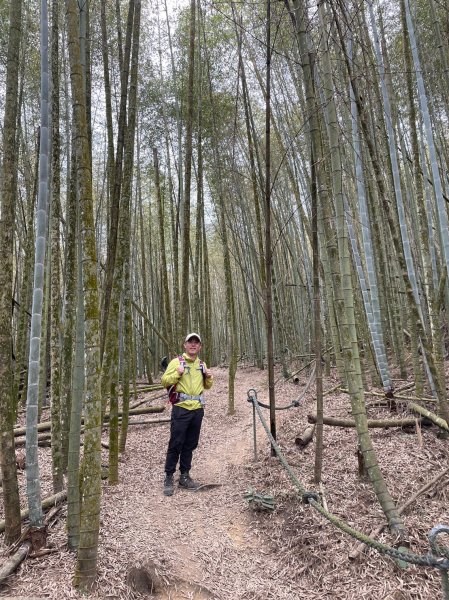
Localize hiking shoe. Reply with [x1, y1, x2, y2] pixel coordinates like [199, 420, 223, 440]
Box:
[163, 474, 174, 496]
[179, 472, 200, 490]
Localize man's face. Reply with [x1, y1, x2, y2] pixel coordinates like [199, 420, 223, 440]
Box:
[184, 338, 201, 355]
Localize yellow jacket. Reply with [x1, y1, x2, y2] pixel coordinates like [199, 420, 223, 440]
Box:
[162, 353, 213, 410]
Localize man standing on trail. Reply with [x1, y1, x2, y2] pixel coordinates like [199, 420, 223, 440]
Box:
[162, 333, 213, 496]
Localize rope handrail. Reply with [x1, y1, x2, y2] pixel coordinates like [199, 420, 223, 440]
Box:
[247, 389, 449, 580]
[252, 364, 316, 411]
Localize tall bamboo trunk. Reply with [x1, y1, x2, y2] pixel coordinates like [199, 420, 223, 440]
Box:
[179, 0, 196, 337]
[103, 0, 140, 484]
[0, 0, 23, 546]
[50, 0, 63, 493]
[25, 0, 51, 529]
[100, 0, 135, 361]
[66, 0, 103, 589]
[292, 0, 405, 534]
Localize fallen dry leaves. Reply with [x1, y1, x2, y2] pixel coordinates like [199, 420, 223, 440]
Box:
[1, 363, 448, 599]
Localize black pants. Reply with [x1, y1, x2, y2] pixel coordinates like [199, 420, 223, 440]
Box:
[164, 405, 204, 475]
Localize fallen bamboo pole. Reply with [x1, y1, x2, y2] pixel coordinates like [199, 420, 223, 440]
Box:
[130, 392, 166, 409]
[408, 402, 449, 432]
[120, 418, 171, 426]
[0, 542, 31, 583]
[17, 384, 165, 415]
[14, 415, 170, 447]
[307, 414, 419, 428]
[14, 432, 52, 446]
[131, 385, 164, 394]
[339, 387, 436, 404]
[13, 405, 165, 437]
[0, 490, 67, 534]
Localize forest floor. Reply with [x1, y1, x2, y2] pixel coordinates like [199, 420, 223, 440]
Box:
[1, 363, 449, 599]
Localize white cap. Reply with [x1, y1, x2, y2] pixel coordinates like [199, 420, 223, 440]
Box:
[185, 332, 202, 343]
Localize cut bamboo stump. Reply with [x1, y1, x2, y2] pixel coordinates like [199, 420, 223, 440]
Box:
[295, 425, 315, 448]
[0, 502, 65, 584]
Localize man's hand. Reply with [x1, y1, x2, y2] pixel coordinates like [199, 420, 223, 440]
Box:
[205, 368, 213, 379]
[177, 364, 185, 375]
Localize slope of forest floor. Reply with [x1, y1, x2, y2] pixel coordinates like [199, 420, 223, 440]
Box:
[1, 364, 449, 599]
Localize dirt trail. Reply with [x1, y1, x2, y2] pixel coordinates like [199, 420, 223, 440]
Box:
[1, 366, 299, 599]
[129, 365, 286, 599]
[1, 365, 448, 599]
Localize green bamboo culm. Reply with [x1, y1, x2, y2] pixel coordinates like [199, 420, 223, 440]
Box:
[107, 0, 141, 485]
[25, 0, 51, 531]
[0, 0, 24, 546]
[403, 0, 449, 425]
[66, 196, 84, 552]
[50, 0, 63, 494]
[65, 0, 103, 590]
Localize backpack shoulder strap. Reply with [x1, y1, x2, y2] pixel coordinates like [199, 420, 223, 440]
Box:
[199, 359, 206, 380]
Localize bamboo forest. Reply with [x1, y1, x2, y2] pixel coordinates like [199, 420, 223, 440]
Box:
[2, 0, 449, 598]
